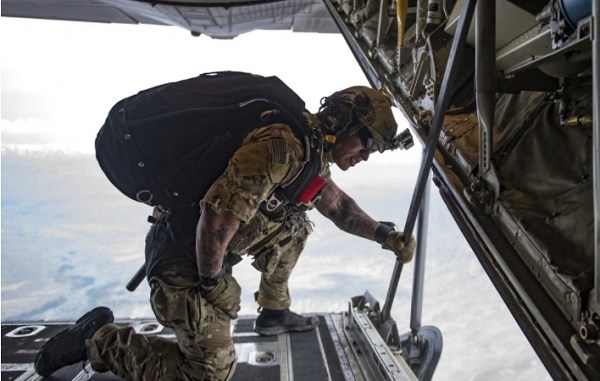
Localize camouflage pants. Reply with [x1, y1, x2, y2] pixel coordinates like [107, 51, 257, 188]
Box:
[86, 211, 310, 380]
[237, 211, 311, 310]
[86, 283, 236, 381]
[86, 220, 236, 381]
[87, 278, 236, 381]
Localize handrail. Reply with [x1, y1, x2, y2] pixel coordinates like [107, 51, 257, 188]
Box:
[593, 0, 599, 304]
[410, 171, 431, 333]
[381, 0, 478, 322]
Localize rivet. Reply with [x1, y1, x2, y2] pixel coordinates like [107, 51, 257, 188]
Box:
[124, 133, 132, 140]
[138, 161, 145, 168]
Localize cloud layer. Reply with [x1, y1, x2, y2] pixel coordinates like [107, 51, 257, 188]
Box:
[1, 149, 550, 381]
[1, 17, 550, 381]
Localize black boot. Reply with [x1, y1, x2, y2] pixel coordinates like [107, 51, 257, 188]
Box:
[254, 308, 318, 336]
[34, 306, 114, 377]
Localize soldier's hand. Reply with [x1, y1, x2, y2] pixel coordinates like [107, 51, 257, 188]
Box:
[201, 273, 241, 319]
[382, 230, 416, 263]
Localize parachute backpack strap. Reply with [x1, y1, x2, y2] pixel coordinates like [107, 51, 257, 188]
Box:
[274, 144, 324, 210]
[258, 141, 324, 219]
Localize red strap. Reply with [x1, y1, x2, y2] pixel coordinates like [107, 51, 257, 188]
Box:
[297, 176, 326, 204]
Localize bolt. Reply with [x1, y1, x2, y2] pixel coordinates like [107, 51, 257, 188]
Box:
[580, 324, 599, 340]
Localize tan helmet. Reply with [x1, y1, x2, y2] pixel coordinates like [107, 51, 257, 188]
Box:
[318, 86, 398, 152]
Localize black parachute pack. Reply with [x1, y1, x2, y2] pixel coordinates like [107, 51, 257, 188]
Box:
[95, 71, 322, 212]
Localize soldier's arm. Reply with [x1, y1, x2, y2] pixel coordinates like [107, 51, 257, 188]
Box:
[316, 178, 380, 240]
[196, 206, 240, 279]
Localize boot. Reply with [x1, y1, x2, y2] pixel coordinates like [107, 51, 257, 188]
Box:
[254, 308, 318, 336]
[34, 306, 114, 377]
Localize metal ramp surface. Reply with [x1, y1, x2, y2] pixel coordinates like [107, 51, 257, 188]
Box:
[2, 315, 347, 381]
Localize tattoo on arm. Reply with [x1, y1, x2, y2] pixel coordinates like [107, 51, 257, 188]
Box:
[196, 207, 241, 278]
[317, 180, 379, 239]
[332, 197, 361, 231]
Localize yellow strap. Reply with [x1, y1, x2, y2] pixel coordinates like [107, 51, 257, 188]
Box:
[324, 134, 337, 144]
[397, 0, 408, 47]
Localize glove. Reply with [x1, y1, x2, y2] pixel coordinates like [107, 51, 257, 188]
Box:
[200, 273, 241, 319]
[383, 230, 416, 263]
[374, 222, 416, 263]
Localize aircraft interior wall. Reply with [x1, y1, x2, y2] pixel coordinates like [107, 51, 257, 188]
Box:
[325, 0, 598, 378]
[441, 84, 594, 322]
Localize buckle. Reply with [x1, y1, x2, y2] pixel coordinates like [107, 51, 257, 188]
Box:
[259, 193, 286, 220]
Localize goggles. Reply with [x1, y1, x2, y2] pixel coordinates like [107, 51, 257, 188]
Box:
[358, 127, 377, 152]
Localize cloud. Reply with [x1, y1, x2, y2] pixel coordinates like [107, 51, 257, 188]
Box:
[1, 119, 96, 154]
[0, 18, 550, 381]
[1, 149, 550, 380]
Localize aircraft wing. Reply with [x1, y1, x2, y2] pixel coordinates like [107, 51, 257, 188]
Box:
[0, 0, 338, 39]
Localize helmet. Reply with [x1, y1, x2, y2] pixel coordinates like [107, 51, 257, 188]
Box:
[318, 86, 398, 152]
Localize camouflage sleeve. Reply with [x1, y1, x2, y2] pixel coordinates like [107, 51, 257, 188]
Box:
[201, 124, 305, 223]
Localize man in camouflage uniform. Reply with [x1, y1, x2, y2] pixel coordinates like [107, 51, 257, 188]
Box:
[34, 80, 416, 381]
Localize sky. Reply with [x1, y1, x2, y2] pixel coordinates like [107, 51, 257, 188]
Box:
[1, 16, 551, 381]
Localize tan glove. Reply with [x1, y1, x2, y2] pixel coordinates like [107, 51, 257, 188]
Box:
[201, 273, 241, 319]
[374, 222, 416, 263]
[382, 231, 416, 263]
